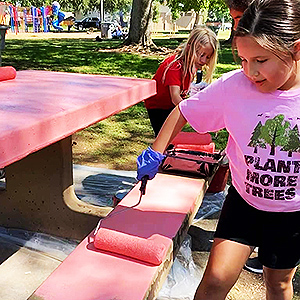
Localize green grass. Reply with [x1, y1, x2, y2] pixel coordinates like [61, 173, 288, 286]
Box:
[2, 37, 238, 170]
[3, 39, 159, 78]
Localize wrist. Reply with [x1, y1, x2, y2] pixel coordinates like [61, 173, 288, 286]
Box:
[148, 146, 165, 161]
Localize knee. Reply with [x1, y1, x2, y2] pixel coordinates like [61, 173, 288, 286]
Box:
[198, 269, 234, 297]
[264, 273, 293, 295]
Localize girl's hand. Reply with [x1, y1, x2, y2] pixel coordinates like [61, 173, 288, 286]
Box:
[136, 147, 165, 181]
[137, 106, 187, 181]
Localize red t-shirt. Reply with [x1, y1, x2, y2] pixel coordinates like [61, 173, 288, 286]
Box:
[145, 55, 192, 110]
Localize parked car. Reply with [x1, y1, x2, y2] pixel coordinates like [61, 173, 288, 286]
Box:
[75, 17, 100, 30]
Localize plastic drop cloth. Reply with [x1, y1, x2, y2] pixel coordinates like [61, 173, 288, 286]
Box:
[193, 190, 227, 222]
[0, 227, 78, 261]
[73, 165, 137, 207]
[157, 235, 203, 300]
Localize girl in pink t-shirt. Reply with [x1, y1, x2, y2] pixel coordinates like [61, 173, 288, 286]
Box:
[145, 27, 218, 136]
[137, 0, 300, 299]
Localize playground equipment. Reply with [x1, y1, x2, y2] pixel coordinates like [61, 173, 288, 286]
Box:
[51, 1, 65, 31]
[0, 1, 69, 33]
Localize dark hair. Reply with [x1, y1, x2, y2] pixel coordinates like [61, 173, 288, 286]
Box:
[225, 0, 253, 12]
[235, 0, 300, 59]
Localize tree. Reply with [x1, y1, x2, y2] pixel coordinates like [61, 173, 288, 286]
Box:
[248, 121, 266, 153]
[166, 0, 210, 27]
[87, 0, 131, 19]
[59, 0, 90, 13]
[16, 0, 51, 8]
[280, 125, 300, 157]
[124, 0, 154, 46]
[207, 0, 229, 21]
[260, 115, 291, 156]
[124, 0, 229, 47]
[166, 0, 228, 27]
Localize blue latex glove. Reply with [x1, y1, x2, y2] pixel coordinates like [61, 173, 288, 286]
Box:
[136, 147, 165, 180]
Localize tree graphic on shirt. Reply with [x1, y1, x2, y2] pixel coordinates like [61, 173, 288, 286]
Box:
[248, 114, 300, 156]
[248, 121, 266, 153]
[280, 124, 300, 157]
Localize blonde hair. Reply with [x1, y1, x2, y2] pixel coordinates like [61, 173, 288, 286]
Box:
[163, 27, 218, 87]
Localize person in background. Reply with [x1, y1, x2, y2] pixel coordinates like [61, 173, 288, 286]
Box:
[145, 27, 218, 136]
[226, 0, 252, 30]
[225, 0, 263, 275]
[137, 0, 300, 298]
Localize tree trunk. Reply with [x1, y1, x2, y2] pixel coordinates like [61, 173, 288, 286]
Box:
[124, 0, 154, 47]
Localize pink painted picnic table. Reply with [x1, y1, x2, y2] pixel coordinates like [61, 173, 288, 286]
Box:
[0, 70, 155, 169]
[0, 70, 156, 240]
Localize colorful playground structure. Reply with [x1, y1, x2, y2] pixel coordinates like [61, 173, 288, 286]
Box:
[0, 1, 71, 33]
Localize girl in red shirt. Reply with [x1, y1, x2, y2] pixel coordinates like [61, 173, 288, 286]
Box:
[145, 27, 218, 136]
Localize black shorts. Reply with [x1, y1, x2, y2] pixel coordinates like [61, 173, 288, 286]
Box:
[147, 108, 173, 137]
[215, 186, 300, 269]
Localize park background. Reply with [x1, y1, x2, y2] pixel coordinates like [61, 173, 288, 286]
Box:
[1, 0, 300, 298]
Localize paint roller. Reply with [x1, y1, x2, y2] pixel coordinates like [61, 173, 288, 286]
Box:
[94, 176, 168, 265]
[94, 228, 167, 265]
[0, 66, 16, 82]
[175, 143, 215, 153]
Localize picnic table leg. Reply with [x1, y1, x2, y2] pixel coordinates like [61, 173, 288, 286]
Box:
[0, 136, 113, 240]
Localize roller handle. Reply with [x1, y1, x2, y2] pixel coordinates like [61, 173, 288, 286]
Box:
[139, 175, 149, 195]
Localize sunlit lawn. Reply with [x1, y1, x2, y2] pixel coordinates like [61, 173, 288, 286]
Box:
[2, 35, 239, 170]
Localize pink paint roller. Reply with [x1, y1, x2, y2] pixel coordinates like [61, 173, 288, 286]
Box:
[171, 132, 212, 146]
[0, 66, 16, 82]
[175, 143, 215, 153]
[94, 227, 167, 266]
[94, 177, 168, 266]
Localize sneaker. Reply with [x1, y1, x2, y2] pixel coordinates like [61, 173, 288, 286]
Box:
[244, 257, 263, 274]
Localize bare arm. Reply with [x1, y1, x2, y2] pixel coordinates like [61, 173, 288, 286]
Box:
[152, 106, 187, 153]
[169, 85, 183, 106]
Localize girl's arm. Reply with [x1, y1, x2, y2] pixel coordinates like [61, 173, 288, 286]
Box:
[136, 106, 186, 181]
[152, 106, 187, 153]
[169, 85, 183, 106]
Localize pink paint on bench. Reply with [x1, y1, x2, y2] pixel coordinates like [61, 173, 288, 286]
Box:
[32, 173, 205, 300]
[0, 70, 156, 168]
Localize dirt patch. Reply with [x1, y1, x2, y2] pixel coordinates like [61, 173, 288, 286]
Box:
[96, 44, 174, 57]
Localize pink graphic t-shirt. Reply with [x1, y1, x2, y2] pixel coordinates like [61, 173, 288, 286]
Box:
[179, 69, 300, 212]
